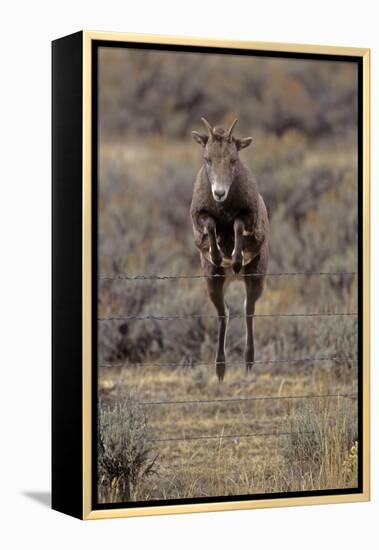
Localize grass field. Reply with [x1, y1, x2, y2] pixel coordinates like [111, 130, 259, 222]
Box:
[98, 356, 358, 502]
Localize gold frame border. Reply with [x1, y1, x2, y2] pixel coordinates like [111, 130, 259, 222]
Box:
[82, 31, 370, 520]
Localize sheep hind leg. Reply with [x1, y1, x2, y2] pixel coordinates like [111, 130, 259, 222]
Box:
[244, 296, 255, 372]
[206, 275, 229, 382]
[244, 274, 265, 372]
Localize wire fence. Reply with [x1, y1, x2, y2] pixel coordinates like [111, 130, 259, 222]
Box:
[98, 268, 359, 449]
[140, 392, 357, 407]
[159, 457, 311, 469]
[151, 430, 316, 443]
[98, 311, 357, 321]
[146, 392, 357, 443]
[98, 354, 340, 368]
[99, 270, 357, 281]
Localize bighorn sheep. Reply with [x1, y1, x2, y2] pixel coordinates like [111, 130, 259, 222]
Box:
[190, 118, 269, 381]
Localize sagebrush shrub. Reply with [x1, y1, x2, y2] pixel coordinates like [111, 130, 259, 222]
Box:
[98, 396, 157, 502]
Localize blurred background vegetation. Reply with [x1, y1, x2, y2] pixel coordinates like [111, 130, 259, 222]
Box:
[97, 46, 359, 502]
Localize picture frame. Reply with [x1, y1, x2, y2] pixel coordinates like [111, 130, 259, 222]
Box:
[52, 30, 370, 520]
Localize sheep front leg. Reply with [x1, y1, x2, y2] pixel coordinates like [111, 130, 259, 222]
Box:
[232, 218, 244, 274]
[200, 215, 222, 267]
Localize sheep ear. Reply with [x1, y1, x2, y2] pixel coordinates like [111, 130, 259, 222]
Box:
[235, 137, 253, 150]
[192, 131, 208, 147]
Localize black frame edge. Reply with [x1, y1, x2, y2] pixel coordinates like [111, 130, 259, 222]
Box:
[52, 30, 84, 520]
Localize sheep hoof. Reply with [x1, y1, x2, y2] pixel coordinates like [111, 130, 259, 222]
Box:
[245, 361, 254, 372]
[245, 349, 254, 372]
[232, 255, 243, 274]
[211, 252, 223, 267]
[216, 360, 226, 382]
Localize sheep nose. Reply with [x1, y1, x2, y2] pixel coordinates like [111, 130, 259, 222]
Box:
[215, 190, 225, 200]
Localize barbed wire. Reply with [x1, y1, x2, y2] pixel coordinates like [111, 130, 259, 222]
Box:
[99, 271, 357, 281]
[98, 311, 357, 321]
[98, 267, 358, 451]
[140, 392, 356, 407]
[151, 430, 315, 443]
[159, 457, 318, 469]
[98, 354, 339, 369]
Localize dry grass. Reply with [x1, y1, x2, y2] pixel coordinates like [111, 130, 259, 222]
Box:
[98, 358, 358, 502]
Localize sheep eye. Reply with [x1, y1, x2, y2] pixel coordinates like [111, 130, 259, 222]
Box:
[230, 158, 237, 165]
[205, 157, 211, 165]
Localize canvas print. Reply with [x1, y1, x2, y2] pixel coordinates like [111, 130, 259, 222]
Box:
[96, 45, 359, 505]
